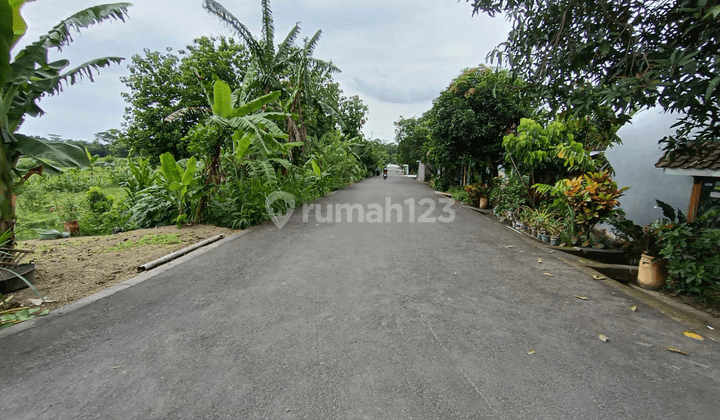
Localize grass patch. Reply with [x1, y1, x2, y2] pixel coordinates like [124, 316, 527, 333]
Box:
[104, 234, 182, 252]
[15, 168, 128, 241]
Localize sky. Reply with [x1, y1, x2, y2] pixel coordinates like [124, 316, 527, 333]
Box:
[15, 0, 510, 143]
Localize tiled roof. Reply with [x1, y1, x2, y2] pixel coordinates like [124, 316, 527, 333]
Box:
[655, 142, 720, 171]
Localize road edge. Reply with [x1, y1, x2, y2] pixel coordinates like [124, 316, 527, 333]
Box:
[0, 228, 251, 339]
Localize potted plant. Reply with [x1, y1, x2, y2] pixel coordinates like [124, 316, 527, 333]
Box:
[547, 219, 563, 246]
[465, 183, 490, 209]
[55, 197, 81, 237]
[610, 214, 667, 290]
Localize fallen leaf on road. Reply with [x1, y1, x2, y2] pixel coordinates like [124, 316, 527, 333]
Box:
[504, 246, 515, 249]
[599, 334, 609, 342]
[667, 347, 689, 356]
[549, 250, 554, 254]
[684, 331, 705, 341]
[113, 366, 122, 369]
[538, 258, 543, 263]
[543, 272, 554, 277]
[453, 272, 457, 275]
[526, 350, 536, 355]
[575, 295, 589, 300]
[630, 305, 638, 312]
[578, 259, 586, 263]
[592, 275, 605, 280]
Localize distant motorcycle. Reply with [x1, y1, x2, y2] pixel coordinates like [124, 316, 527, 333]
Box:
[383, 172, 387, 179]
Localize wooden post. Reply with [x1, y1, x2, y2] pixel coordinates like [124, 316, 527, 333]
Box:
[687, 177, 703, 222]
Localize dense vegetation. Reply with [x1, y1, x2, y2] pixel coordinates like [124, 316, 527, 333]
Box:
[1, 0, 394, 244]
[392, 3, 720, 299]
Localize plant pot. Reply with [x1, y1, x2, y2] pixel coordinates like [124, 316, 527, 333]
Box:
[550, 235, 561, 246]
[541, 234, 550, 243]
[0, 263, 36, 294]
[64, 220, 80, 237]
[637, 253, 667, 290]
[479, 197, 489, 209]
[530, 228, 537, 237]
[514, 222, 523, 230]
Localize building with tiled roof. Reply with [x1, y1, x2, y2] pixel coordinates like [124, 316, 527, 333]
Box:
[655, 142, 720, 221]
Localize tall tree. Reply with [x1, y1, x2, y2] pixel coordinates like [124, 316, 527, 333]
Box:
[394, 116, 429, 172]
[338, 94, 368, 140]
[0, 1, 130, 241]
[426, 66, 531, 185]
[466, 0, 720, 152]
[120, 36, 250, 160]
[202, 0, 300, 96]
[120, 49, 187, 160]
[285, 33, 341, 147]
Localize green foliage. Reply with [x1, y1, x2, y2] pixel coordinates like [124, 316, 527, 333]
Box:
[45, 168, 95, 193]
[53, 196, 81, 222]
[1, 306, 49, 330]
[466, 0, 720, 152]
[491, 173, 531, 216]
[128, 185, 175, 229]
[120, 36, 251, 160]
[394, 115, 428, 172]
[425, 65, 531, 184]
[535, 170, 627, 235]
[337, 94, 368, 139]
[608, 201, 680, 258]
[121, 156, 157, 201]
[464, 183, 488, 206]
[206, 177, 278, 229]
[86, 186, 113, 214]
[157, 152, 205, 227]
[0, 2, 130, 243]
[659, 206, 720, 294]
[447, 186, 469, 204]
[80, 186, 130, 236]
[503, 117, 603, 186]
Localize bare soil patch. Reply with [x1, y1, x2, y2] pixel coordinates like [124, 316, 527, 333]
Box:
[7, 224, 236, 312]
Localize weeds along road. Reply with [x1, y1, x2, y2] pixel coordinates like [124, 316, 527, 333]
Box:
[2, 170, 720, 419]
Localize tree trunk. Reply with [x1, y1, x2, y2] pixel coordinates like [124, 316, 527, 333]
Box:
[194, 140, 223, 224]
[0, 142, 17, 247]
[485, 155, 499, 179]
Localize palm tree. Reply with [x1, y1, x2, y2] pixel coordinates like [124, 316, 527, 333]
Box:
[0, 1, 131, 243]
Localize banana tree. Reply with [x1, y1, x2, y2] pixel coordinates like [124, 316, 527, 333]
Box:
[0, 1, 131, 242]
[285, 31, 340, 148]
[202, 0, 300, 96]
[157, 152, 204, 228]
[166, 75, 297, 221]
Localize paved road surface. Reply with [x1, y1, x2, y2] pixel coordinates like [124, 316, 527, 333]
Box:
[2, 171, 719, 419]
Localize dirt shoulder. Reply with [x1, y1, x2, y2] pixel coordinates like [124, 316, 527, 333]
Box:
[7, 224, 237, 312]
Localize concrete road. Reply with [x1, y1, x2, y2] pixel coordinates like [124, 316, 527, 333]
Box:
[2, 172, 719, 419]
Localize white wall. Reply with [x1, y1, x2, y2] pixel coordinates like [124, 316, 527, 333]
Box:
[605, 108, 692, 226]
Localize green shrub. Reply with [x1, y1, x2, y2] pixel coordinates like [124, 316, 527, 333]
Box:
[492, 173, 531, 216]
[659, 206, 720, 295]
[447, 187, 469, 203]
[45, 169, 96, 193]
[128, 185, 175, 229]
[80, 187, 131, 235]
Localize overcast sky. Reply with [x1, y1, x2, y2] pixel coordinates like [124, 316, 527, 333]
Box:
[15, 0, 510, 143]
